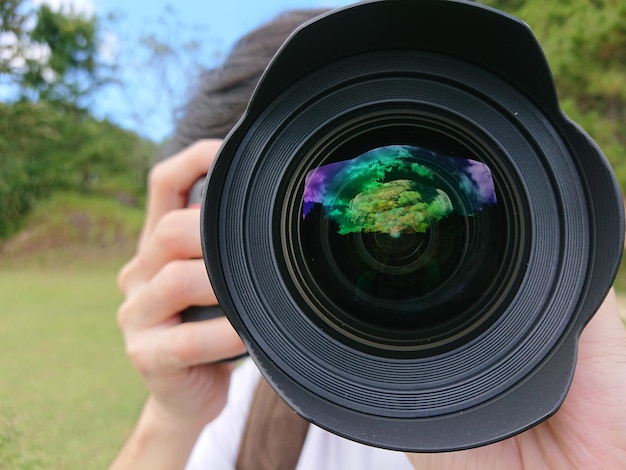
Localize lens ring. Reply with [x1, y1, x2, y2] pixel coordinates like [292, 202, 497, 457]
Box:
[206, 51, 589, 423]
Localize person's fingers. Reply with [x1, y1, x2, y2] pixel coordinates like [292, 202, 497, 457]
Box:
[161, 317, 246, 370]
[119, 209, 203, 296]
[570, 290, 626, 410]
[118, 259, 217, 330]
[578, 289, 626, 360]
[141, 139, 222, 245]
[127, 316, 246, 376]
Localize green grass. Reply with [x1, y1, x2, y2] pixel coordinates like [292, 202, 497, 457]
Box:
[0, 189, 624, 469]
[0, 191, 148, 468]
[0, 262, 146, 469]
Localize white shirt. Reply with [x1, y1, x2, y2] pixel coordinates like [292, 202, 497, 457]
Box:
[186, 358, 414, 470]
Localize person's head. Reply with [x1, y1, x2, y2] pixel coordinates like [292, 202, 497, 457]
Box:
[165, 9, 329, 156]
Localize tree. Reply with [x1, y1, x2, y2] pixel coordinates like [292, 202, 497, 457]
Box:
[0, 98, 153, 239]
[25, 4, 99, 105]
[480, 0, 626, 188]
[0, 0, 30, 74]
[0, 1, 153, 239]
[1, 0, 108, 107]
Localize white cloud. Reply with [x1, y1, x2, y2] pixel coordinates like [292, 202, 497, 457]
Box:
[32, 0, 96, 17]
[99, 31, 120, 65]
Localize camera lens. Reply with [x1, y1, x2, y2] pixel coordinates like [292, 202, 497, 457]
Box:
[202, 0, 623, 451]
[296, 142, 509, 354]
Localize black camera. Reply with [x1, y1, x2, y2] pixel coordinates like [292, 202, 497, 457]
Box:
[200, 0, 624, 452]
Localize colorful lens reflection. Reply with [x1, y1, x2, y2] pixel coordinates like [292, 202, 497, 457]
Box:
[303, 145, 497, 235]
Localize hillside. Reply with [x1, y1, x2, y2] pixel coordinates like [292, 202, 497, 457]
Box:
[0, 192, 143, 269]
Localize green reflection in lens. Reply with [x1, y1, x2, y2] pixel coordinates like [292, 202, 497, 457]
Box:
[345, 179, 452, 237]
[303, 145, 496, 235]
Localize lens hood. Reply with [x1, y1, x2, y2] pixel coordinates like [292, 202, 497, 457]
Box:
[201, 0, 624, 452]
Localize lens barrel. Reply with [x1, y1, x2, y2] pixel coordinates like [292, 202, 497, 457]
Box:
[201, 0, 624, 451]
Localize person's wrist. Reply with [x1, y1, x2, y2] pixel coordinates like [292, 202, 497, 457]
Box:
[128, 395, 209, 468]
[142, 394, 212, 436]
[109, 394, 211, 469]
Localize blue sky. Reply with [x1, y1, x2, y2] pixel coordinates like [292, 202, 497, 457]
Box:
[96, 0, 357, 54]
[34, 0, 358, 141]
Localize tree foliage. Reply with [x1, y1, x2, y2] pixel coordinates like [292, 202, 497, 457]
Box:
[1, 0, 625, 242]
[1, 0, 106, 106]
[480, 0, 626, 187]
[26, 5, 99, 104]
[0, 0, 153, 239]
[0, 0, 30, 75]
[0, 100, 153, 238]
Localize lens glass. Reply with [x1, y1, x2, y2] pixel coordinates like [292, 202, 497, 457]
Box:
[298, 144, 507, 351]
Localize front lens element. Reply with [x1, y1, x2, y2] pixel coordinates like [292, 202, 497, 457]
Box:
[298, 144, 507, 351]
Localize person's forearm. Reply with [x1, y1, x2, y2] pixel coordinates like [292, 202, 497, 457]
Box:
[109, 395, 208, 470]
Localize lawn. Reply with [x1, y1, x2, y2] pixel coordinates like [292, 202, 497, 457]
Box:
[0, 187, 624, 469]
[0, 263, 146, 470]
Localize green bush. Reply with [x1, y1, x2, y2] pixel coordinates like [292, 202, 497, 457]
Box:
[480, 0, 626, 189]
[0, 101, 154, 239]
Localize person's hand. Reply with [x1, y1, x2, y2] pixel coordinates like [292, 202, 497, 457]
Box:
[407, 289, 626, 469]
[111, 140, 246, 469]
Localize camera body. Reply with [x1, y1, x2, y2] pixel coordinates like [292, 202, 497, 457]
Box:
[200, 0, 624, 451]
